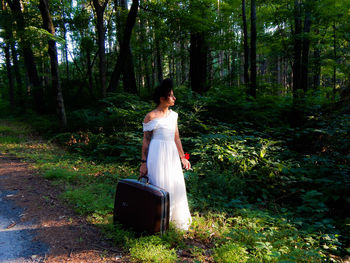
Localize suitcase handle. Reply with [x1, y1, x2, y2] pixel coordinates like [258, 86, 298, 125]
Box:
[138, 175, 149, 184]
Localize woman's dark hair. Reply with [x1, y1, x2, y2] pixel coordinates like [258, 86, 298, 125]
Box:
[153, 78, 173, 105]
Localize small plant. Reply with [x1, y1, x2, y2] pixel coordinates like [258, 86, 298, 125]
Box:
[101, 222, 135, 248]
[128, 235, 177, 263]
[161, 222, 186, 249]
[213, 242, 249, 263]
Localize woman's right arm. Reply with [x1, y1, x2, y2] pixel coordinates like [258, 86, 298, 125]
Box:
[140, 131, 152, 176]
[140, 113, 153, 176]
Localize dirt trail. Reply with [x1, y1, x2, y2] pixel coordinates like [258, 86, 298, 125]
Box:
[0, 154, 125, 263]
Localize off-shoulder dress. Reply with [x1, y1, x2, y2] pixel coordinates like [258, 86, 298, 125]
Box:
[143, 110, 192, 230]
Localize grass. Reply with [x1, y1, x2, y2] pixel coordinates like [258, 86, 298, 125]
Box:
[0, 118, 339, 262]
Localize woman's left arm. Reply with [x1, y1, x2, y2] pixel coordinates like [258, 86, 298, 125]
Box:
[175, 124, 191, 170]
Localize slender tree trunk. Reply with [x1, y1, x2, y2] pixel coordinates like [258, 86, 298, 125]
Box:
[292, 0, 302, 99]
[62, 21, 69, 78]
[38, 0, 67, 129]
[86, 48, 94, 96]
[2, 1, 15, 106]
[277, 56, 281, 85]
[168, 54, 173, 80]
[208, 50, 213, 88]
[11, 41, 23, 106]
[180, 42, 186, 84]
[59, 1, 69, 77]
[333, 21, 337, 96]
[108, 0, 138, 93]
[139, 7, 151, 91]
[4, 43, 15, 106]
[301, 7, 311, 93]
[155, 33, 163, 83]
[313, 47, 321, 89]
[92, 0, 109, 97]
[6, 0, 44, 112]
[249, 0, 257, 98]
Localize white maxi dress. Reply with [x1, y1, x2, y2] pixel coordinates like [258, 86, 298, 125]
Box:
[143, 110, 192, 230]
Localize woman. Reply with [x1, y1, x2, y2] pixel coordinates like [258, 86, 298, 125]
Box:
[140, 79, 192, 230]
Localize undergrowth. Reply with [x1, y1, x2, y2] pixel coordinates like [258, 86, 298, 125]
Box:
[0, 87, 349, 262]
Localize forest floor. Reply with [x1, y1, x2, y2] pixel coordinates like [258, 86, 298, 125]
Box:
[0, 153, 126, 263]
[1, 117, 349, 263]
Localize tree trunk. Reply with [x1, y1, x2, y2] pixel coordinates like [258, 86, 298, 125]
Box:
[62, 17, 69, 78]
[38, 0, 67, 129]
[86, 48, 94, 96]
[333, 22, 337, 96]
[155, 34, 163, 83]
[6, 0, 44, 112]
[249, 0, 257, 98]
[118, 0, 137, 94]
[189, 32, 208, 94]
[123, 48, 137, 93]
[113, 0, 132, 92]
[180, 42, 186, 84]
[4, 43, 15, 106]
[92, 0, 109, 97]
[292, 0, 302, 99]
[277, 56, 281, 85]
[301, 7, 311, 93]
[11, 41, 23, 106]
[2, 1, 15, 106]
[313, 47, 321, 89]
[139, 6, 151, 91]
[108, 0, 138, 93]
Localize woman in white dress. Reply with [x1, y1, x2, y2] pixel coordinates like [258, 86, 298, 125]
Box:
[140, 79, 192, 230]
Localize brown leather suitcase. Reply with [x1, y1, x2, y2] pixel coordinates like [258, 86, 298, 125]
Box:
[113, 177, 170, 234]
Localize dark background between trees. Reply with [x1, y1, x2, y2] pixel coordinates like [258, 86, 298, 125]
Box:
[0, 0, 350, 261]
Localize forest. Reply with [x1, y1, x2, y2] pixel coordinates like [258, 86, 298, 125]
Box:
[0, 0, 350, 262]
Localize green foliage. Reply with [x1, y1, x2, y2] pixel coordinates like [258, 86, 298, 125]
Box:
[101, 222, 136, 248]
[0, 135, 24, 144]
[213, 242, 249, 263]
[128, 236, 177, 263]
[1, 84, 349, 260]
[160, 223, 187, 249]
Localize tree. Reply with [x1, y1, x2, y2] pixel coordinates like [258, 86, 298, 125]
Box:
[92, 0, 109, 97]
[189, 0, 209, 94]
[249, 0, 256, 98]
[114, 0, 137, 93]
[1, 1, 14, 106]
[38, 0, 67, 128]
[242, 0, 249, 86]
[108, 0, 138, 93]
[6, 0, 44, 112]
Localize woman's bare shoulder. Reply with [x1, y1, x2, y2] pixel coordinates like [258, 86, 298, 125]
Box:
[143, 110, 157, 123]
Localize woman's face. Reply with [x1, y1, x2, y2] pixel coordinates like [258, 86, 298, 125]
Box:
[167, 90, 176, 106]
[160, 90, 176, 106]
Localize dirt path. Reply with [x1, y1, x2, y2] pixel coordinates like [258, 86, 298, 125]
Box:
[0, 153, 125, 263]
